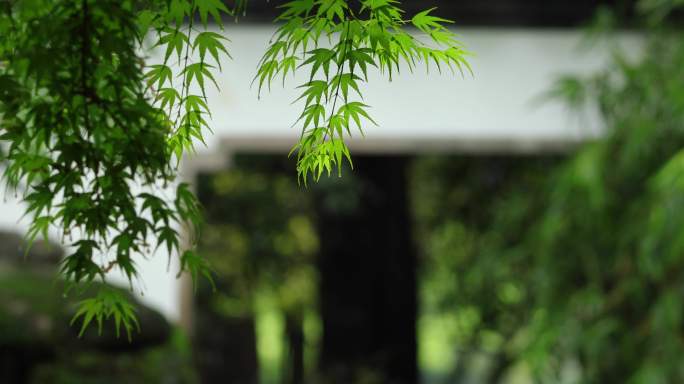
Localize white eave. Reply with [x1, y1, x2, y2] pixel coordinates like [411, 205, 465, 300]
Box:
[173, 26, 642, 157]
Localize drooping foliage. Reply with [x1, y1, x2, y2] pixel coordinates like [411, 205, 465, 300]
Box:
[0, 0, 467, 337]
[256, 0, 470, 182]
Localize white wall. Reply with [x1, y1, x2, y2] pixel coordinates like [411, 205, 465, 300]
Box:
[198, 26, 639, 152]
[0, 26, 640, 322]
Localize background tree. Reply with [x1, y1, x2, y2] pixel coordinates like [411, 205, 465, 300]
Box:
[515, 3, 684, 379]
[411, 1, 684, 382]
[195, 156, 318, 383]
[410, 156, 561, 383]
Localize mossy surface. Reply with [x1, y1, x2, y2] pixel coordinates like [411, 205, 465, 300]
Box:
[0, 266, 197, 383]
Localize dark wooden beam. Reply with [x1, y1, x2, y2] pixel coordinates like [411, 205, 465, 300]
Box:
[231, 0, 636, 27]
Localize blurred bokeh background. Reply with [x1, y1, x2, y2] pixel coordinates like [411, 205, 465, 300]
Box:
[3, 0, 684, 383]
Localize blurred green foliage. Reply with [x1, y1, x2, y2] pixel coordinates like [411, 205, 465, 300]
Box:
[413, 2, 684, 383]
[196, 156, 320, 383]
[198, 156, 318, 316]
[411, 157, 561, 383]
[29, 330, 198, 384]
